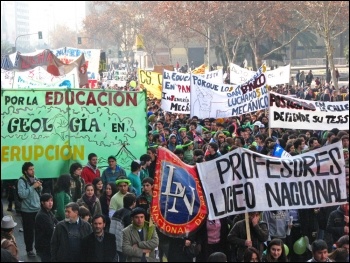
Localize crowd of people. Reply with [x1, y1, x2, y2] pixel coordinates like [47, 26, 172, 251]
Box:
[1, 64, 349, 262]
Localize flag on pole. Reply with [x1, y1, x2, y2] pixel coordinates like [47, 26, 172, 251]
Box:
[272, 143, 292, 158]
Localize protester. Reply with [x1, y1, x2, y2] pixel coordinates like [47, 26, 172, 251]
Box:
[81, 153, 100, 184]
[17, 162, 42, 257]
[1, 216, 19, 261]
[109, 177, 132, 217]
[110, 193, 136, 262]
[69, 162, 85, 202]
[81, 215, 117, 262]
[51, 202, 92, 262]
[307, 239, 332, 262]
[122, 207, 159, 262]
[101, 156, 126, 187]
[262, 238, 288, 262]
[243, 247, 262, 262]
[228, 211, 269, 262]
[92, 177, 104, 199]
[53, 174, 72, 221]
[77, 184, 102, 221]
[35, 193, 58, 262]
[99, 182, 118, 231]
[207, 251, 227, 262]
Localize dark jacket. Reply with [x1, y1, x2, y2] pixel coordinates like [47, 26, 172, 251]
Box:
[35, 207, 58, 252]
[228, 219, 269, 262]
[51, 218, 92, 262]
[81, 232, 117, 262]
[326, 206, 348, 242]
[110, 207, 133, 253]
[196, 217, 230, 262]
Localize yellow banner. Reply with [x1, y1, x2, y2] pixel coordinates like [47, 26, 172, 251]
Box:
[138, 69, 162, 99]
[192, 64, 206, 74]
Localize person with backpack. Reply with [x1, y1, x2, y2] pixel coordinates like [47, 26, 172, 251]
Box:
[109, 193, 136, 262]
[17, 162, 42, 257]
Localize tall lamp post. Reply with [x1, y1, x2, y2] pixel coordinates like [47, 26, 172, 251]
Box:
[14, 31, 42, 52]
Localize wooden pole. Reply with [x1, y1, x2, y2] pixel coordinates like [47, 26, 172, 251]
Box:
[245, 212, 251, 241]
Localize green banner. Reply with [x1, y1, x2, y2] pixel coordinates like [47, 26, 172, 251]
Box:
[1, 89, 148, 180]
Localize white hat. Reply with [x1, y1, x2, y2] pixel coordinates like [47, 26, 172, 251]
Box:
[253, 121, 262, 126]
[259, 124, 265, 128]
[1, 215, 17, 229]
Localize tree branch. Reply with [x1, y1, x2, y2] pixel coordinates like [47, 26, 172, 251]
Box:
[262, 22, 312, 59]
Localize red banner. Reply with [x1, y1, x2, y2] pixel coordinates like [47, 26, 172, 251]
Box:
[151, 147, 207, 237]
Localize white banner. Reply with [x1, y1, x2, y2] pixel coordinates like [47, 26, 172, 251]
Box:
[52, 47, 100, 80]
[269, 92, 349, 130]
[114, 69, 128, 87]
[1, 66, 79, 89]
[197, 141, 347, 220]
[160, 69, 226, 113]
[230, 63, 290, 86]
[190, 69, 269, 118]
[161, 69, 191, 113]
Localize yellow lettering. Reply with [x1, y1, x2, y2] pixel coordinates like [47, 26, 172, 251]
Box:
[1, 146, 9, 161]
[1, 145, 85, 162]
[34, 145, 44, 160]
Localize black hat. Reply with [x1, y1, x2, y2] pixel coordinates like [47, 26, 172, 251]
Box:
[130, 207, 147, 218]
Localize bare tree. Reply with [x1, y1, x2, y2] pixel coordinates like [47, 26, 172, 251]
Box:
[295, 1, 349, 91]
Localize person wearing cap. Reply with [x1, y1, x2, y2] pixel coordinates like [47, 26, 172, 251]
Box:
[35, 193, 58, 262]
[81, 214, 117, 262]
[183, 140, 194, 164]
[252, 121, 262, 136]
[177, 127, 187, 145]
[258, 124, 267, 136]
[51, 202, 92, 262]
[1, 215, 19, 261]
[167, 134, 178, 152]
[109, 176, 132, 218]
[122, 207, 159, 262]
[101, 156, 126, 189]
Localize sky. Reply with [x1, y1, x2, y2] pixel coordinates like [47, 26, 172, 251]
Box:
[28, 1, 86, 44]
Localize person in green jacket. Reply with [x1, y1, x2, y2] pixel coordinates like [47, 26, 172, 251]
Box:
[183, 140, 194, 164]
[53, 174, 72, 221]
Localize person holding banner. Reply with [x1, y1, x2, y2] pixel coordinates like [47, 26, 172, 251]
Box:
[227, 211, 269, 262]
[262, 210, 292, 244]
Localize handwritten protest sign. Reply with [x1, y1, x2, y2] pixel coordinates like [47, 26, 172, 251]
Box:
[197, 141, 347, 220]
[190, 69, 269, 118]
[1, 66, 79, 89]
[161, 69, 191, 113]
[230, 63, 290, 86]
[1, 89, 147, 179]
[138, 69, 162, 99]
[269, 92, 349, 130]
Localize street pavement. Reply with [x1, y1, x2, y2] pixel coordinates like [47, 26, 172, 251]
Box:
[2, 197, 40, 262]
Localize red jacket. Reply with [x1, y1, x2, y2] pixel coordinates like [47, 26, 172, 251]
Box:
[81, 165, 100, 184]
